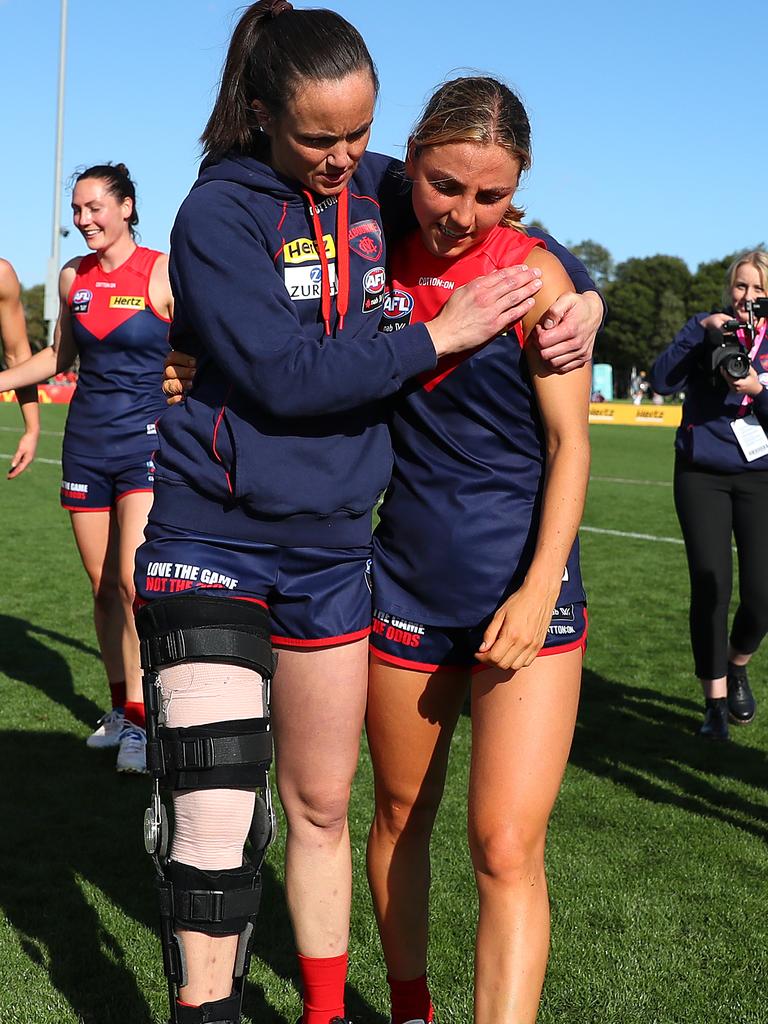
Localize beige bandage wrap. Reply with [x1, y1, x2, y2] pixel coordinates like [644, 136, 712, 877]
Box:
[159, 661, 266, 870]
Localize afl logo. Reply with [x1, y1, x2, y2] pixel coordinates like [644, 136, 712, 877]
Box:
[363, 267, 386, 295]
[362, 266, 387, 313]
[72, 288, 93, 314]
[383, 290, 414, 319]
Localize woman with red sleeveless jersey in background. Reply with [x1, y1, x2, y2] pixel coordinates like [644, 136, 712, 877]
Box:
[0, 163, 173, 773]
[366, 78, 591, 1024]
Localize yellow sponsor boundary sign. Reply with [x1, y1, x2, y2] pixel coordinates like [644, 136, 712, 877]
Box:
[589, 403, 682, 427]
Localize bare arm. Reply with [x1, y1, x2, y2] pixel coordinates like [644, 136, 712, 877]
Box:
[0, 260, 40, 477]
[476, 248, 591, 670]
[148, 252, 174, 321]
[0, 263, 79, 394]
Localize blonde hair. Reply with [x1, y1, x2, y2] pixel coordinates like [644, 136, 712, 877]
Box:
[409, 76, 531, 226]
[724, 249, 768, 307]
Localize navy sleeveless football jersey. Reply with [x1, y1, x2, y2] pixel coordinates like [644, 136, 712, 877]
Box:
[374, 225, 586, 626]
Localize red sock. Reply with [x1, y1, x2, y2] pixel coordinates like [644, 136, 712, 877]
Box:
[123, 700, 146, 729]
[297, 951, 348, 1024]
[388, 973, 434, 1024]
[109, 680, 126, 709]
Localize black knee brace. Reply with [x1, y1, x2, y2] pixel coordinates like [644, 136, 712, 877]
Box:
[135, 594, 276, 1024]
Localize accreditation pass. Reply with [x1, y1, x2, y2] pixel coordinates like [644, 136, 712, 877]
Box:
[731, 414, 768, 462]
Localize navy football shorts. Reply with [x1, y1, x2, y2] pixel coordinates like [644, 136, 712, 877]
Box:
[135, 520, 373, 649]
[60, 450, 155, 511]
[369, 601, 588, 673]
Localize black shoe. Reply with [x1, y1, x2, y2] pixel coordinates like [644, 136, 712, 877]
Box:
[727, 663, 756, 724]
[697, 698, 729, 741]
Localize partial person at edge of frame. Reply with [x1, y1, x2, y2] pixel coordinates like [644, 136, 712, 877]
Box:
[650, 249, 768, 741]
[0, 163, 173, 773]
[137, 4, 602, 1024]
[0, 258, 40, 478]
[365, 75, 590, 1024]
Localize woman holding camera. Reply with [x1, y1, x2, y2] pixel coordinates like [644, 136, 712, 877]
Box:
[650, 250, 768, 740]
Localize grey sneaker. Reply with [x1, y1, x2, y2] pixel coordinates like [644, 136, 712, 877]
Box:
[86, 707, 125, 749]
[116, 724, 148, 773]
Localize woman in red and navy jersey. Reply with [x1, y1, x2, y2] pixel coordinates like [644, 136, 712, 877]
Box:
[0, 163, 172, 772]
[365, 78, 591, 1024]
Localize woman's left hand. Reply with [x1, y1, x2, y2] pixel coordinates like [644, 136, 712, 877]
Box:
[7, 429, 38, 479]
[722, 365, 764, 397]
[475, 581, 560, 672]
[532, 290, 603, 373]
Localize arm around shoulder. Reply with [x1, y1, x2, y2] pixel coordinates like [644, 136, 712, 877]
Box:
[169, 189, 436, 417]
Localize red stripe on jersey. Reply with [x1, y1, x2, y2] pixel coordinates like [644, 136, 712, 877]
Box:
[387, 227, 545, 392]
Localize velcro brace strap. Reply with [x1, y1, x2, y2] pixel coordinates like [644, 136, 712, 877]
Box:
[149, 719, 272, 791]
[140, 627, 273, 678]
[162, 862, 262, 937]
[159, 885, 261, 926]
[135, 593, 274, 676]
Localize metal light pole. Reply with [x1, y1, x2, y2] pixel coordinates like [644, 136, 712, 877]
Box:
[44, 0, 69, 346]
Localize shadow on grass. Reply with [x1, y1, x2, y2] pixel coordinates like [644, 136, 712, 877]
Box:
[0, 613, 103, 729]
[571, 668, 768, 840]
[0, 729, 382, 1024]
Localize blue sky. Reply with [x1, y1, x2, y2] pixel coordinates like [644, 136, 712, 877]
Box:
[1, 0, 765, 288]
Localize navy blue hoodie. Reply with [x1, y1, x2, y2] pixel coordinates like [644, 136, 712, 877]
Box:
[152, 150, 438, 546]
[650, 313, 768, 472]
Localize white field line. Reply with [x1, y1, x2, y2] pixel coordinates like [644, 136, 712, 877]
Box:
[0, 457, 692, 547]
[590, 474, 672, 487]
[0, 425, 64, 437]
[580, 525, 683, 545]
[0, 452, 61, 465]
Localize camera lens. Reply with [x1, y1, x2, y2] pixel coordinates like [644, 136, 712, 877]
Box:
[723, 352, 751, 379]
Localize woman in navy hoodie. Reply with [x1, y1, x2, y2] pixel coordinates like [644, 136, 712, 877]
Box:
[650, 250, 768, 741]
[132, 4, 572, 1023]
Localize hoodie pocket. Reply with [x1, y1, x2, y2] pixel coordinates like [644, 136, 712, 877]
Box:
[211, 398, 237, 498]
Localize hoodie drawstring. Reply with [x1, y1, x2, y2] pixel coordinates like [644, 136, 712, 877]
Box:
[303, 188, 349, 336]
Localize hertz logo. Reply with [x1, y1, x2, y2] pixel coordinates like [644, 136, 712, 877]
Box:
[109, 295, 145, 309]
[283, 235, 336, 264]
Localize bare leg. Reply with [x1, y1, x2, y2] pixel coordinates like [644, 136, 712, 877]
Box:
[115, 490, 154, 704]
[69, 510, 124, 685]
[366, 660, 468, 979]
[271, 640, 369, 956]
[469, 648, 582, 1024]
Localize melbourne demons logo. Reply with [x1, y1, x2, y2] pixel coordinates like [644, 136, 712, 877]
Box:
[349, 219, 383, 262]
[380, 289, 414, 332]
[72, 288, 92, 314]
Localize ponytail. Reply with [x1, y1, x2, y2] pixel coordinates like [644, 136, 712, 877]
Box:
[201, 2, 378, 161]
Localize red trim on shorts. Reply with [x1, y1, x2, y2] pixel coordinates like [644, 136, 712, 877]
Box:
[133, 591, 268, 612]
[230, 594, 269, 610]
[536, 634, 587, 657]
[371, 608, 588, 674]
[272, 625, 371, 649]
[115, 487, 154, 502]
[63, 504, 112, 513]
[369, 646, 445, 673]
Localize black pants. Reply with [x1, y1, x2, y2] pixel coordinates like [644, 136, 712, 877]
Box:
[674, 458, 768, 679]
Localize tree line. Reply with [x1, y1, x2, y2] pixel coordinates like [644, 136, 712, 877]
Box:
[566, 238, 766, 394]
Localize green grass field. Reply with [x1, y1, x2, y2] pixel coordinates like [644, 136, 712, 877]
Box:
[1, 405, 767, 1024]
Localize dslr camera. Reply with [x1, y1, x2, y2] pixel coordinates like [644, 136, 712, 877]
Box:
[704, 298, 768, 383]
